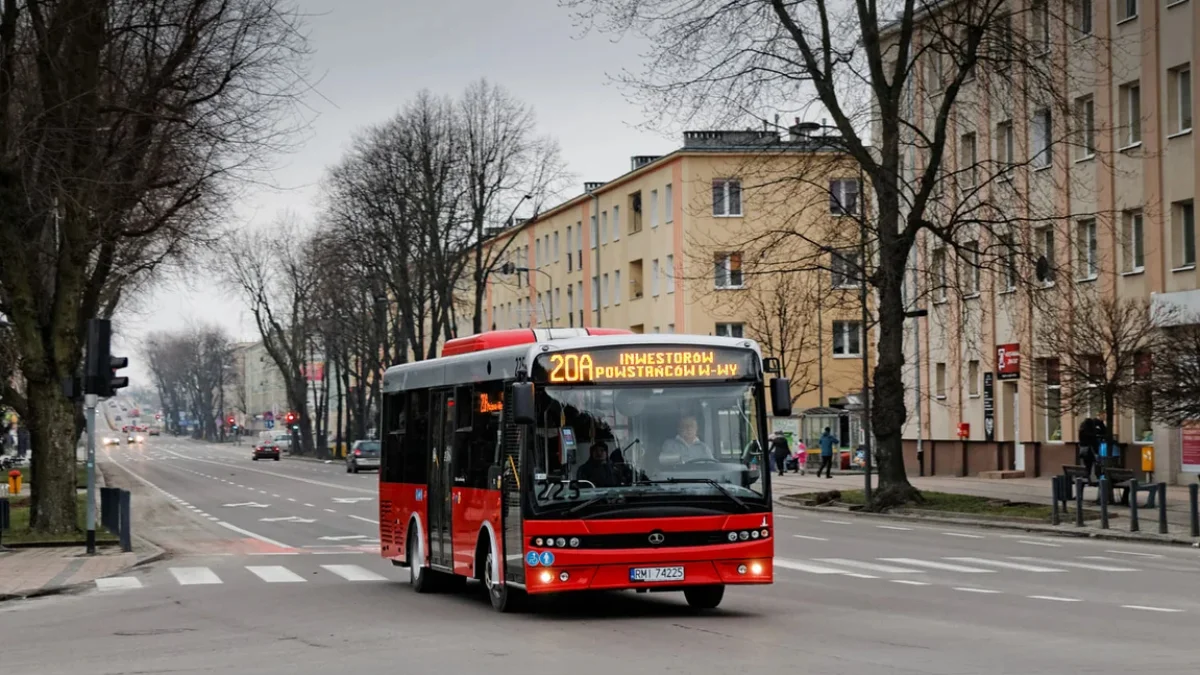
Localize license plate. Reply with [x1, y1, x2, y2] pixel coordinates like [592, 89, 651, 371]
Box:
[629, 566, 685, 582]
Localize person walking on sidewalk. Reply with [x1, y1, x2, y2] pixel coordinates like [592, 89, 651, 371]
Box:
[770, 432, 790, 477]
[817, 427, 837, 478]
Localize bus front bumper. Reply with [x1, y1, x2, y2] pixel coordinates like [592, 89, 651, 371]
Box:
[522, 558, 773, 594]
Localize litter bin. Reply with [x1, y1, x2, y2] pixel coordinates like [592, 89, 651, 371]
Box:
[7, 469, 21, 495]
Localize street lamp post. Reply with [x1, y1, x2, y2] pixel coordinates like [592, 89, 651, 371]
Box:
[511, 265, 555, 328]
[905, 308, 929, 475]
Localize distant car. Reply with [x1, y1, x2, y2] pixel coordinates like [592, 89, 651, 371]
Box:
[102, 436, 120, 446]
[253, 443, 281, 461]
[114, 416, 122, 421]
[346, 440, 381, 473]
[148, 428, 161, 436]
[127, 434, 145, 444]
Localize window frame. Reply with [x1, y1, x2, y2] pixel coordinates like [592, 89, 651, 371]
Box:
[713, 251, 745, 289]
[829, 178, 861, 216]
[712, 178, 743, 217]
[832, 320, 863, 358]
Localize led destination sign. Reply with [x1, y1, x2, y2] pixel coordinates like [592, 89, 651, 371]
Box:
[534, 347, 756, 384]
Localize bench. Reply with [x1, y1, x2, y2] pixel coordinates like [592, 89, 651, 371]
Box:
[1059, 465, 1156, 508]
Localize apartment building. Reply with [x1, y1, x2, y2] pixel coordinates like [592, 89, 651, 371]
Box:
[476, 128, 872, 435]
[891, 0, 1197, 483]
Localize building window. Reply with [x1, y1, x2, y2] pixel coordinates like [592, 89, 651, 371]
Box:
[996, 120, 1015, 170]
[994, 13, 1013, 70]
[1042, 358, 1063, 442]
[713, 179, 743, 216]
[566, 226, 573, 271]
[1118, 0, 1137, 21]
[1121, 209, 1145, 273]
[665, 183, 674, 222]
[1120, 82, 1141, 146]
[832, 249, 861, 289]
[1031, 0, 1050, 55]
[567, 288, 574, 327]
[1076, 219, 1098, 279]
[1075, 95, 1095, 158]
[601, 211, 608, 243]
[715, 323, 744, 338]
[591, 276, 599, 312]
[590, 215, 598, 249]
[602, 273, 610, 307]
[1031, 108, 1052, 168]
[924, 45, 942, 92]
[1174, 200, 1196, 268]
[968, 360, 980, 396]
[1036, 226, 1056, 284]
[666, 254, 675, 293]
[1172, 65, 1192, 133]
[932, 247, 948, 301]
[961, 241, 981, 295]
[667, 323, 675, 333]
[1073, 0, 1092, 36]
[612, 205, 621, 240]
[614, 270, 622, 305]
[714, 252, 744, 288]
[651, 258, 660, 296]
[832, 321, 862, 357]
[935, 363, 947, 398]
[959, 133, 977, 188]
[553, 231, 560, 263]
[576, 281, 583, 326]
[999, 234, 1017, 290]
[650, 189, 659, 227]
[830, 179, 860, 215]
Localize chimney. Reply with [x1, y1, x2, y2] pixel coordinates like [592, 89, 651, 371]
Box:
[584, 181, 604, 193]
[629, 156, 662, 171]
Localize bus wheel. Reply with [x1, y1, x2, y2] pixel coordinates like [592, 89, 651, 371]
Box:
[683, 585, 725, 610]
[484, 548, 523, 613]
[407, 531, 436, 593]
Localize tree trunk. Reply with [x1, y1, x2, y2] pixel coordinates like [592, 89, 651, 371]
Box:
[26, 378, 79, 534]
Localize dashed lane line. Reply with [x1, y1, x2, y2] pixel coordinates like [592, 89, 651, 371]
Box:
[942, 532, 984, 539]
[1017, 540, 1061, 547]
[954, 587, 1002, 594]
[348, 515, 379, 525]
[1105, 550, 1163, 558]
[1009, 557, 1140, 572]
[943, 557, 1064, 573]
[792, 535, 829, 541]
[821, 519, 852, 525]
[815, 558, 925, 574]
[876, 525, 912, 531]
[1029, 595, 1082, 602]
[1122, 605, 1184, 613]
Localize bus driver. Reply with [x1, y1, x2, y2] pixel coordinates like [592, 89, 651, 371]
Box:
[661, 415, 714, 462]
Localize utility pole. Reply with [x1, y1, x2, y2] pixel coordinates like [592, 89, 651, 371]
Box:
[858, 169, 873, 504]
[83, 319, 129, 555]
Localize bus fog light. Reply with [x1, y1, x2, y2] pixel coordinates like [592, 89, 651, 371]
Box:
[750, 562, 764, 575]
[559, 571, 570, 582]
[737, 564, 747, 574]
[535, 537, 544, 546]
[569, 537, 580, 548]
[751, 530, 760, 539]
[739, 531, 749, 541]
[540, 570, 553, 583]
[555, 537, 567, 547]
[761, 529, 769, 538]
[727, 532, 738, 542]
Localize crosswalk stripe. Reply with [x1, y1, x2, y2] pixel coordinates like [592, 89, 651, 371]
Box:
[246, 565, 306, 583]
[170, 567, 223, 585]
[943, 557, 1064, 573]
[774, 558, 851, 574]
[879, 558, 994, 573]
[814, 558, 924, 574]
[96, 577, 143, 591]
[1010, 557, 1139, 572]
[321, 564, 388, 582]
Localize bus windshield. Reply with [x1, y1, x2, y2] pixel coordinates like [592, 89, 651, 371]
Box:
[528, 383, 768, 515]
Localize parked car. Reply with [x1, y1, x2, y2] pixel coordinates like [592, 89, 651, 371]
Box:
[148, 427, 161, 436]
[346, 440, 381, 473]
[253, 443, 281, 461]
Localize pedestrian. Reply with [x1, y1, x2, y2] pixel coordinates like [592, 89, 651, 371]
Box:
[16, 426, 28, 459]
[770, 432, 790, 477]
[818, 427, 837, 479]
[793, 439, 807, 475]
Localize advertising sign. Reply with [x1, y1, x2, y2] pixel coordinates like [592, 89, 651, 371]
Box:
[1181, 422, 1200, 472]
[983, 372, 995, 442]
[997, 344, 1020, 381]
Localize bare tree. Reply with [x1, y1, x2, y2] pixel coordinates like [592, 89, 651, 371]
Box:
[0, 0, 310, 532]
[1150, 319, 1200, 427]
[563, 0, 1114, 507]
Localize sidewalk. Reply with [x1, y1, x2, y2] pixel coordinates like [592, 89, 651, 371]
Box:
[772, 471, 1199, 536]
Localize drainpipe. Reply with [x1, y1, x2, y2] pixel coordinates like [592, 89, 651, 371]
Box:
[593, 191, 602, 327]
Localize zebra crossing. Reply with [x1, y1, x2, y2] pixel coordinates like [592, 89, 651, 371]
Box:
[96, 562, 391, 592]
[773, 554, 1143, 579]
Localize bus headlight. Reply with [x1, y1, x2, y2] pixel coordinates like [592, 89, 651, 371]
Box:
[569, 537, 580, 548]
[540, 570, 553, 583]
[750, 562, 764, 575]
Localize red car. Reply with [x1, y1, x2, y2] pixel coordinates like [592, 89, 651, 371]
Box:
[252, 443, 280, 461]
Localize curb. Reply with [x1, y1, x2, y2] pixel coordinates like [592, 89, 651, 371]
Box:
[0, 537, 167, 603]
[774, 498, 1200, 548]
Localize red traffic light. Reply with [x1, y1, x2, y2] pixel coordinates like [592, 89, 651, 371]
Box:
[227, 416, 235, 425]
[285, 412, 297, 423]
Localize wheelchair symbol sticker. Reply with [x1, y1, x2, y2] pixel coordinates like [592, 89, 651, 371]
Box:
[526, 551, 540, 567]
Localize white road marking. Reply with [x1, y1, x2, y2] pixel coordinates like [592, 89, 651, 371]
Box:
[877, 525, 912, 531]
[773, 513, 799, 520]
[246, 566, 306, 583]
[321, 564, 387, 582]
[844, 573, 878, 579]
[170, 567, 223, 585]
[287, 498, 297, 502]
[217, 521, 291, 549]
[1017, 540, 1061, 547]
[319, 535, 367, 541]
[259, 516, 316, 523]
[954, 587, 1002, 594]
[1122, 605, 1184, 613]
[1028, 595, 1082, 602]
[222, 502, 269, 508]
[159, 448, 374, 493]
[880, 558, 994, 573]
[324, 509, 337, 513]
[96, 577, 143, 591]
[773, 558, 853, 575]
[1009, 557, 1139, 572]
[247, 551, 300, 556]
[821, 519, 852, 525]
[1105, 550, 1163, 558]
[349, 514, 379, 525]
[890, 579, 930, 586]
[943, 557, 1064, 573]
[272, 494, 281, 498]
[792, 534, 829, 541]
[304, 503, 315, 508]
[942, 532, 984, 539]
[333, 497, 373, 504]
[815, 558, 924, 574]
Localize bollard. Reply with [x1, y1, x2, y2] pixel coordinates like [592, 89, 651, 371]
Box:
[1051, 476, 1061, 526]
[0, 497, 7, 549]
[1158, 483, 1168, 535]
[1099, 476, 1110, 529]
[1190, 483, 1199, 538]
[1129, 479, 1140, 532]
[119, 489, 132, 553]
[1075, 477, 1085, 527]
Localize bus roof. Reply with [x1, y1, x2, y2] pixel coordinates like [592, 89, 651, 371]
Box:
[383, 331, 763, 393]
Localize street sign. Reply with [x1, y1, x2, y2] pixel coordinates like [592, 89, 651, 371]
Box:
[265, 420, 274, 430]
[264, 411, 275, 421]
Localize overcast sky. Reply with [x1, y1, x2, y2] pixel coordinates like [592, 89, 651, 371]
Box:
[114, 0, 681, 384]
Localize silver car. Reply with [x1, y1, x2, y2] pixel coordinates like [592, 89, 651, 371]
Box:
[346, 440, 380, 473]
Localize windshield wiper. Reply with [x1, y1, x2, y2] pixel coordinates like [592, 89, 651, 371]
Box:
[563, 491, 626, 516]
[638, 478, 750, 511]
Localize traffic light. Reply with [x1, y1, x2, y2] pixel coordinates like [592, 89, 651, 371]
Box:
[84, 319, 129, 397]
[227, 416, 236, 427]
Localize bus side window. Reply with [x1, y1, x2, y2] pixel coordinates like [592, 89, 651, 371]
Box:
[466, 381, 503, 488]
[401, 391, 430, 483]
[382, 392, 406, 483]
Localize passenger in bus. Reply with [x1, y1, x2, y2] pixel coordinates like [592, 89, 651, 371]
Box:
[576, 441, 617, 487]
[609, 447, 634, 485]
[660, 415, 714, 462]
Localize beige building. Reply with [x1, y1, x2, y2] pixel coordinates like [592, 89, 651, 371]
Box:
[475, 128, 873, 442]
[890, 0, 1197, 483]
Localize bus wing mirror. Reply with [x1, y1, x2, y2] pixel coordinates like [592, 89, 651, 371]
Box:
[512, 383, 536, 425]
[770, 378, 792, 418]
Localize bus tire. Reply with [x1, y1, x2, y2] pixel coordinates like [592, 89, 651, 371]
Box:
[407, 527, 436, 594]
[683, 584, 725, 610]
[480, 539, 522, 613]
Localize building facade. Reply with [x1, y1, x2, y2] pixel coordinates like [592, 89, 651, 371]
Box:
[891, 0, 1197, 483]
[476, 129, 873, 444]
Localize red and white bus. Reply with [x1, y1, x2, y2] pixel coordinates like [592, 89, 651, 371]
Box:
[378, 328, 792, 612]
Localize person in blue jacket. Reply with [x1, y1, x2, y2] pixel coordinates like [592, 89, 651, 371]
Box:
[817, 427, 838, 478]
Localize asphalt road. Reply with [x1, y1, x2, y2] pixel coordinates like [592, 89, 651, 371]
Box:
[3, 436, 1200, 674]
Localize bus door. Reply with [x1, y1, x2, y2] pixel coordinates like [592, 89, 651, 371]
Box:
[428, 389, 455, 570]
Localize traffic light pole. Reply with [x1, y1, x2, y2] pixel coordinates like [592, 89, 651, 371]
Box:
[85, 393, 97, 555]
